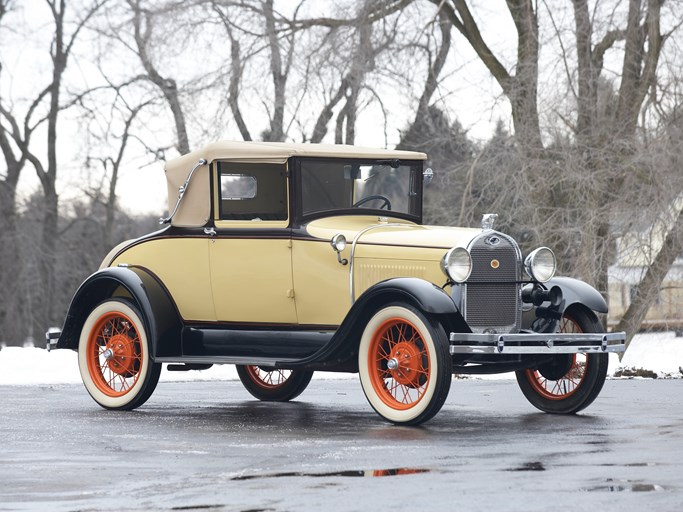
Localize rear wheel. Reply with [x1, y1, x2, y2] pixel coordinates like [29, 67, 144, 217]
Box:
[236, 365, 313, 401]
[516, 308, 608, 414]
[358, 303, 452, 425]
[78, 299, 161, 410]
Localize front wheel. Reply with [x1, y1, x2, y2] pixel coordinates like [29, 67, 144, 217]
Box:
[236, 365, 313, 401]
[358, 304, 452, 425]
[516, 308, 609, 414]
[78, 299, 161, 410]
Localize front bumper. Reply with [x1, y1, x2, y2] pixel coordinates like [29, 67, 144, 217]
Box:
[449, 331, 626, 355]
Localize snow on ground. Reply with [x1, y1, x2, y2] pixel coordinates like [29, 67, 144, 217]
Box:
[0, 332, 681, 386]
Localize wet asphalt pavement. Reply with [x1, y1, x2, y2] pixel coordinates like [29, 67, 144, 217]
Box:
[1, 377, 682, 511]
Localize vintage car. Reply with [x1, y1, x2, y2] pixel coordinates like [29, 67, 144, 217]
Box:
[47, 141, 626, 425]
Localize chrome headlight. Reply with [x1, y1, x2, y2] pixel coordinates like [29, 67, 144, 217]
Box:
[524, 247, 556, 282]
[441, 247, 472, 283]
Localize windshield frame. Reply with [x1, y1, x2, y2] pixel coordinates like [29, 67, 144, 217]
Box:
[291, 156, 424, 226]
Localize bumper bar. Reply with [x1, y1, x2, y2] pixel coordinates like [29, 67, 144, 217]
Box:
[45, 328, 61, 352]
[449, 331, 626, 355]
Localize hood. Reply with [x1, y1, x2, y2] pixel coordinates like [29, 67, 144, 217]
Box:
[305, 216, 482, 251]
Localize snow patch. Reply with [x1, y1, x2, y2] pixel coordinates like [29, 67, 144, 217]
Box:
[0, 333, 681, 386]
[610, 331, 683, 377]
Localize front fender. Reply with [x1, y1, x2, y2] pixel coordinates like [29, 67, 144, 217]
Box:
[295, 278, 465, 369]
[546, 276, 608, 314]
[356, 277, 460, 315]
[56, 266, 182, 358]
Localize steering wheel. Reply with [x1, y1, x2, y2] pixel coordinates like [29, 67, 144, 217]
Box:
[353, 195, 392, 210]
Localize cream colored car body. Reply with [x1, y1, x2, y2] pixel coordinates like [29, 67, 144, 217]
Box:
[108, 215, 480, 326]
[102, 140, 468, 327]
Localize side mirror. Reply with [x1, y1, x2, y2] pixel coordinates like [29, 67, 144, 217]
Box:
[423, 168, 434, 186]
[330, 234, 348, 266]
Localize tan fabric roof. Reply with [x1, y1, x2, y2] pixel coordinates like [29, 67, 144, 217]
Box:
[164, 141, 427, 227]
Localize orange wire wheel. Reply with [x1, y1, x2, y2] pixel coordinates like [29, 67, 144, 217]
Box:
[516, 309, 609, 414]
[358, 304, 452, 425]
[524, 354, 588, 400]
[244, 366, 294, 389]
[523, 316, 587, 400]
[86, 311, 143, 397]
[78, 299, 161, 411]
[368, 317, 431, 410]
[236, 365, 314, 402]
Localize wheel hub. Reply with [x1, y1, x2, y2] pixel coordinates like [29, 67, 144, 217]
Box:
[104, 334, 139, 377]
[537, 354, 575, 381]
[386, 342, 424, 388]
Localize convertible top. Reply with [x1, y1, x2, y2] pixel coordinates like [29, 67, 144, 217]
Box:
[164, 141, 427, 228]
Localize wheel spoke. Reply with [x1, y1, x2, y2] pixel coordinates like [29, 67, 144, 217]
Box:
[400, 385, 410, 404]
[377, 343, 391, 359]
[245, 366, 295, 390]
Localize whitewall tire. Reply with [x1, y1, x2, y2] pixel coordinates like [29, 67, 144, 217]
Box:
[78, 299, 161, 410]
[358, 303, 452, 425]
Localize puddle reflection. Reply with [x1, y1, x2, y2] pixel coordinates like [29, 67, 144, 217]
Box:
[232, 468, 430, 480]
[584, 479, 665, 492]
[508, 461, 545, 472]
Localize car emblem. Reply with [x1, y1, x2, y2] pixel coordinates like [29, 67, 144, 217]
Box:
[485, 236, 501, 246]
[490, 259, 500, 269]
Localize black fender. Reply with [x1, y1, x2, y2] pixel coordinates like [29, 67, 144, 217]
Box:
[546, 276, 608, 314]
[56, 266, 182, 358]
[357, 277, 460, 315]
[292, 277, 466, 369]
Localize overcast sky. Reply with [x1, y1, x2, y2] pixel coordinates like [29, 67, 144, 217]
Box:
[3, 0, 671, 216]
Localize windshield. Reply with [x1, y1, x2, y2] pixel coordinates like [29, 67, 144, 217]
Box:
[299, 159, 422, 219]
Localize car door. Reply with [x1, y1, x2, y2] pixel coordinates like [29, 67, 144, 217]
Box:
[209, 161, 297, 324]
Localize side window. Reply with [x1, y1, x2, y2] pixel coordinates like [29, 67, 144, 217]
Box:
[218, 162, 287, 221]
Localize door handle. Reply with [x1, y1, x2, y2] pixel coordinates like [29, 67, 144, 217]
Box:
[204, 227, 217, 236]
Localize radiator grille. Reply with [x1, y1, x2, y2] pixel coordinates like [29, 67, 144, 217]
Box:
[464, 234, 521, 333]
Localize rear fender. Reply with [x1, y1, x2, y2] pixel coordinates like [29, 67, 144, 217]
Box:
[56, 266, 182, 359]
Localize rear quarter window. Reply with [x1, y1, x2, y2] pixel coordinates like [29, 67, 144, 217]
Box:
[218, 162, 287, 221]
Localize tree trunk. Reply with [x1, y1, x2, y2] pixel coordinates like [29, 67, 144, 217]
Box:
[264, 0, 286, 142]
[37, 0, 67, 332]
[414, 11, 451, 125]
[572, 0, 599, 141]
[39, 185, 59, 329]
[615, 0, 663, 139]
[0, 179, 22, 344]
[432, 0, 542, 151]
[616, 204, 683, 353]
[129, 0, 190, 154]
[310, 76, 349, 143]
[228, 36, 252, 142]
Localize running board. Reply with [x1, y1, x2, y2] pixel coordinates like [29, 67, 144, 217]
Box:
[155, 356, 299, 367]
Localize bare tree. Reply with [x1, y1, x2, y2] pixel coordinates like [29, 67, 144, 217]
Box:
[430, 0, 542, 151]
[426, 0, 681, 343]
[211, 1, 253, 141]
[0, 0, 25, 343]
[0, 0, 106, 338]
[127, 0, 190, 154]
[80, 92, 151, 247]
[208, 0, 414, 144]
